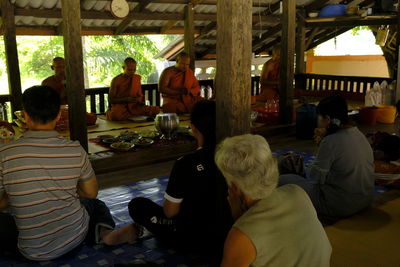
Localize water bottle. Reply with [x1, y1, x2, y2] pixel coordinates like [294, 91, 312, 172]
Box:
[0, 103, 4, 121]
[206, 86, 213, 99]
[200, 86, 206, 98]
[3, 102, 7, 121]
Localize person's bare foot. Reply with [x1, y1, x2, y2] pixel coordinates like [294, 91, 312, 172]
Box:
[101, 223, 139, 245]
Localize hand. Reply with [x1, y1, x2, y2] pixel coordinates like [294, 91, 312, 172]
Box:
[129, 96, 138, 103]
[314, 128, 327, 145]
[180, 87, 188, 95]
[227, 183, 246, 220]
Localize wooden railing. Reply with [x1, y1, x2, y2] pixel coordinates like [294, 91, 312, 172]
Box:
[295, 73, 393, 102]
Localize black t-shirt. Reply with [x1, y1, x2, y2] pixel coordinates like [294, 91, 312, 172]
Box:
[165, 148, 232, 253]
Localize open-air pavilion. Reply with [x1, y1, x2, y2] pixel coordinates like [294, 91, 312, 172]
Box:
[1, 0, 400, 266]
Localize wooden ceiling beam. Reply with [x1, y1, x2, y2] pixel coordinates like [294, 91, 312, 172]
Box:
[12, 8, 279, 23]
[306, 15, 397, 28]
[3, 25, 201, 36]
[115, 0, 154, 34]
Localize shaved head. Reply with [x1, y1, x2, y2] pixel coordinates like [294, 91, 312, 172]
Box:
[51, 57, 65, 77]
[123, 57, 137, 76]
[176, 52, 190, 62]
[124, 57, 137, 65]
[175, 52, 191, 72]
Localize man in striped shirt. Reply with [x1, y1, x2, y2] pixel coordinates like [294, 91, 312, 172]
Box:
[0, 86, 138, 261]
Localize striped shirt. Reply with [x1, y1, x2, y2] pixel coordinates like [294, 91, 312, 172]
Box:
[0, 130, 93, 260]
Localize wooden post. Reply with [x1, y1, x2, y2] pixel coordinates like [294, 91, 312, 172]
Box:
[61, 0, 88, 151]
[216, 0, 252, 141]
[396, 0, 400, 102]
[184, 3, 195, 70]
[279, 0, 296, 124]
[1, 0, 23, 115]
[296, 9, 306, 74]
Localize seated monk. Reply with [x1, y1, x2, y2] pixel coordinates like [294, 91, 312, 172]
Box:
[254, 47, 280, 104]
[159, 52, 203, 114]
[106, 58, 160, 121]
[42, 57, 67, 105]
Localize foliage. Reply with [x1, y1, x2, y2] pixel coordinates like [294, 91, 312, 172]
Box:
[84, 35, 160, 87]
[0, 35, 165, 94]
[351, 26, 370, 35]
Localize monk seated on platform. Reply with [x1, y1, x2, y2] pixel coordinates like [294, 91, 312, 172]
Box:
[42, 57, 67, 105]
[159, 52, 203, 114]
[252, 47, 280, 105]
[0, 86, 139, 261]
[106, 58, 160, 121]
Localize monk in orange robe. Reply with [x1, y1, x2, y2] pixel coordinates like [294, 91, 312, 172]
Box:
[42, 57, 67, 105]
[159, 52, 203, 114]
[254, 47, 281, 103]
[106, 58, 160, 121]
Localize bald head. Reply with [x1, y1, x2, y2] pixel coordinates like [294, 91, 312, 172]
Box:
[175, 52, 191, 72]
[123, 57, 137, 76]
[51, 57, 65, 77]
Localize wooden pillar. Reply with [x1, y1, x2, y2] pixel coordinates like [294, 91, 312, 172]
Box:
[295, 9, 306, 74]
[61, 0, 88, 151]
[279, 0, 296, 124]
[184, 3, 195, 70]
[1, 0, 23, 114]
[216, 0, 252, 141]
[396, 0, 400, 102]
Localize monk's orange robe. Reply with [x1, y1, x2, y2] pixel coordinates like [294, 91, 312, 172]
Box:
[106, 74, 160, 121]
[160, 67, 203, 114]
[42, 75, 67, 105]
[255, 60, 280, 103]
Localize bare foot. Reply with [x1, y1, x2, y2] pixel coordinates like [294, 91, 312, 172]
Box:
[101, 223, 139, 245]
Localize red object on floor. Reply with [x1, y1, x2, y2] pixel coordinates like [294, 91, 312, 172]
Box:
[254, 108, 279, 125]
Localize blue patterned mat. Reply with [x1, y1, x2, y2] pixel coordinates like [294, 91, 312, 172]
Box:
[0, 150, 388, 266]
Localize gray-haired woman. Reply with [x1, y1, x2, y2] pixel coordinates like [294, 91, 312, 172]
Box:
[216, 134, 331, 267]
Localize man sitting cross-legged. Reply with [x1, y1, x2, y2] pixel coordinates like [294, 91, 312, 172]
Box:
[0, 86, 138, 261]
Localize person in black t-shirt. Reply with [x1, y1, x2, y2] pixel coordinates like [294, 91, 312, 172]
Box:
[128, 100, 232, 260]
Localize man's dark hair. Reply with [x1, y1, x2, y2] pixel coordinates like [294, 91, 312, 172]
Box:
[124, 57, 137, 65]
[190, 100, 216, 150]
[22, 86, 61, 124]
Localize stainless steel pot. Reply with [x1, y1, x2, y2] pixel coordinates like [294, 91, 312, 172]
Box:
[155, 113, 180, 140]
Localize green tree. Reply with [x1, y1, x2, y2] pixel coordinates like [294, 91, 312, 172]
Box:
[84, 35, 160, 87]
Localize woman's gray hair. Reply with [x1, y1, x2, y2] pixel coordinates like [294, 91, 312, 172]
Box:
[215, 134, 279, 199]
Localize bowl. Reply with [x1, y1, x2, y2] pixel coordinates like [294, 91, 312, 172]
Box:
[102, 137, 119, 145]
[110, 141, 135, 151]
[139, 129, 160, 139]
[155, 113, 180, 140]
[133, 137, 154, 147]
[319, 4, 346, 17]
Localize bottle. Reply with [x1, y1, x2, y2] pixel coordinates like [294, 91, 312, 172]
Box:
[200, 86, 206, 98]
[3, 102, 8, 121]
[0, 103, 4, 121]
[206, 86, 213, 99]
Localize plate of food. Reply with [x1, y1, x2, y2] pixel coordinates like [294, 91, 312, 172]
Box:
[128, 116, 148, 123]
[102, 137, 119, 145]
[139, 130, 160, 139]
[133, 137, 154, 147]
[110, 141, 135, 151]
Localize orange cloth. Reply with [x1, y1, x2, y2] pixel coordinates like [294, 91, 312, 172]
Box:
[42, 75, 67, 105]
[160, 67, 203, 114]
[106, 74, 160, 121]
[256, 60, 280, 102]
